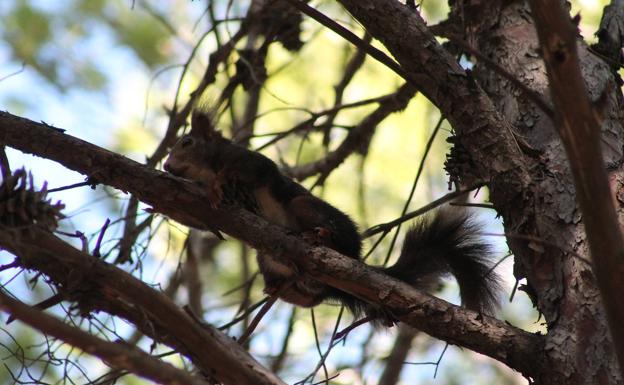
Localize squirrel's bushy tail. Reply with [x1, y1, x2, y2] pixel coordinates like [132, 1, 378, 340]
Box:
[382, 209, 501, 314]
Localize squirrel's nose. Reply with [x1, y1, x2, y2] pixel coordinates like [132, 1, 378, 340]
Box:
[163, 160, 171, 172]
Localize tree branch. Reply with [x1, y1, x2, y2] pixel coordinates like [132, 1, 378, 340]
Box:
[285, 83, 416, 181]
[0, 291, 209, 385]
[0, 111, 542, 377]
[0, 225, 285, 385]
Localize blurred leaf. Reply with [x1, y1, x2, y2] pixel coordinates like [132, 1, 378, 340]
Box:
[106, 12, 171, 68]
[3, 96, 34, 115]
[74, 60, 107, 90]
[114, 123, 158, 155]
[6, 2, 52, 56]
[4, 2, 57, 81]
[75, 0, 106, 16]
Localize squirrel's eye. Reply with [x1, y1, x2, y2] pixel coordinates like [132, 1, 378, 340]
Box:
[181, 136, 194, 148]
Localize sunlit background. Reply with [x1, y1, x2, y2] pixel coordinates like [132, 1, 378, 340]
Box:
[0, 1, 608, 384]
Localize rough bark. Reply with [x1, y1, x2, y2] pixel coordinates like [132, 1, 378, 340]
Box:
[334, 0, 624, 383]
[455, 1, 624, 383]
[529, 0, 624, 376]
[336, 0, 535, 222]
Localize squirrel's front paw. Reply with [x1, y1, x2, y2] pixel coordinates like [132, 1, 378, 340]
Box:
[205, 170, 226, 208]
[206, 183, 223, 208]
[302, 227, 332, 246]
[263, 285, 280, 296]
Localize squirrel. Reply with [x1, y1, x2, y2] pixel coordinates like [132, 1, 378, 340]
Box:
[164, 110, 501, 325]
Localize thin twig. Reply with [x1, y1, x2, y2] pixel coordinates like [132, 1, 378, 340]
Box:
[0, 146, 11, 180]
[363, 183, 485, 238]
[281, 0, 408, 79]
[334, 315, 374, 341]
[93, 218, 111, 258]
[218, 297, 268, 330]
[237, 294, 279, 345]
[382, 114, 444, 266]
[0, 291, 209, 385]
[47, 181, 92, 193]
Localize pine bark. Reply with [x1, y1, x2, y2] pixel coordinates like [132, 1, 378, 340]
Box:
[337, 0, 624, 383]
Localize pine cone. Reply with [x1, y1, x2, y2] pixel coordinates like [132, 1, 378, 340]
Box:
[0, 168, 65, 231]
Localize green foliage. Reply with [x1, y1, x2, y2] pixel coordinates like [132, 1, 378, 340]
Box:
[75, 0, 106, 15]
[4, 2, 55, 82]
[104, 9, 171, 68]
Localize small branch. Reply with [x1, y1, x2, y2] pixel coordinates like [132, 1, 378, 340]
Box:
[297, 307, 343, 385]
[252, 94, 392, 152]
[0, 291, 209, 385]
[363, 183, 484, 238]
[146, 27, 248, 168]
[238, 294, 279, 346]
[184, 232, 207, 316]
[334, 0, 533, 221]
[380, 114, 444, 266]
[335, 316, 373, 340]
[47, 181, 92, 193]
[0, 62, 26, 83]
[0, 224, 286, 385]
[285, 83, 416, 181]
[281, 0, 408, 80]
[219, 297, 268, 331]
[93, 218, 111, 258]
[320, 32, 372, 146]
[115, 197, 140, 264]
[0, 145, 11, 180]
[0, 260, 20, 272]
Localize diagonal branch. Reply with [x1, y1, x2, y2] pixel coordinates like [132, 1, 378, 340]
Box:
[0, 291, 209, 385]
[0, 225, 285, 385]
[0, 112, 542, 377]
[285, 83, 416, 181]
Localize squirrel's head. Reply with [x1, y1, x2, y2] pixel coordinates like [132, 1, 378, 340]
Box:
[164, 133, 206, 178]
[164, 109, 227, 181]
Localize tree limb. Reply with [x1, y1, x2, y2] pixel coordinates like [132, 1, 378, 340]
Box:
[285, 83, 416, 181]
[0, 225, 285, 385]
[0, 291, 209, 385]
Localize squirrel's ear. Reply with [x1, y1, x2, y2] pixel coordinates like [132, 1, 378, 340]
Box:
[190, 110, 218, 139]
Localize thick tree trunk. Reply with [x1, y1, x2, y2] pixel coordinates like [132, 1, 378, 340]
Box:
[336, 0, 624, 383]
[458, 1, 624, 383]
